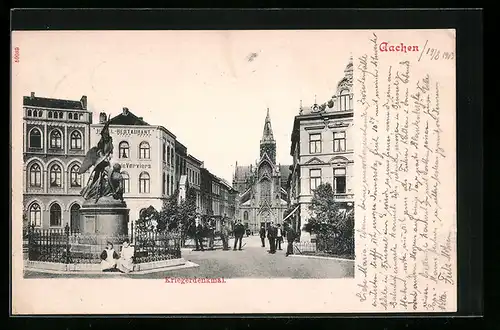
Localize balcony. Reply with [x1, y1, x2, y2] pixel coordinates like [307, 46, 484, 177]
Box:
[333, 193, 354, 201]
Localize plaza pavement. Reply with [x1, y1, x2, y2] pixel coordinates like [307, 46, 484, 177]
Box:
[23, 235, 354, 279]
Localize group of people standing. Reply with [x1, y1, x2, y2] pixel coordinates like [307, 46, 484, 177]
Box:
[260, 222, 297, 256]
[193, 215, 247, 252]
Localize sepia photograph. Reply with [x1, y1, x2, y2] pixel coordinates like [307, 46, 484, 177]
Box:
[18, 31, 355, 280]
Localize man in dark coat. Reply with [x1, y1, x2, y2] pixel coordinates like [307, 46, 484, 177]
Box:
[220, 220, 230, 251]
[267, 222, 277, 254]
[194, 216, 205, 252]
[259, 225, 266, 247]
[285, 223, 296, 257]
[276, 224, 284, 250]
[233, 220, 245, 251]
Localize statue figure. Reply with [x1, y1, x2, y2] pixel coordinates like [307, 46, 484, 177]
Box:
[79, 116, 123, 203]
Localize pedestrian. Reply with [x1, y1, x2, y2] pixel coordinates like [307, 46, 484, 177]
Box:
[267, 222, 277, 254]
[207, 219, 215, 250]
[194, 215, 205, 252]
[233, 220, 245, 251]
[285, 223, 296, 257]
[100, 241, 119, 272]
[220, 220, 230, 251]
[276, 224, 283, 250]
[259, 225, 266, 247]
[117, 238, 135, 273]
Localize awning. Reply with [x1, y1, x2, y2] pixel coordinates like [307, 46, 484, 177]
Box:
[283, 204, 300, 222]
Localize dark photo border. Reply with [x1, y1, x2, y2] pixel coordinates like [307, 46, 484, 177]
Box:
[9, 7, 483, 328]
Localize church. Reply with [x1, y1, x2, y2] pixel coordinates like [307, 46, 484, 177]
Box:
[233, 109, 291, 232]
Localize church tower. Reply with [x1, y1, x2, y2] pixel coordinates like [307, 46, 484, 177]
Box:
[260, 108, 276, 164]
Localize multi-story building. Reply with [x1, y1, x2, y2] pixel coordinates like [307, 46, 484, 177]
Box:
[288, 58, 355, 242]
[186, 154, 203, 212]
[233, 109, 291, 232]
[22, 92, 92, 230]
[90, 107, 177, 221]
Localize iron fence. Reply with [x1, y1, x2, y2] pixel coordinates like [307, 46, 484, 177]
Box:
[26, 224, 181, 264]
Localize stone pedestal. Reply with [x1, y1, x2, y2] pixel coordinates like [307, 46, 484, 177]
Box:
[79, 196, 130, 236]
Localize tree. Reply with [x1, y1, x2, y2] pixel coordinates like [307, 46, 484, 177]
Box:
[303, 183, 341, 252]
[176, 187, 198, 245]
[157, 190, 179, 232]
[303, 183, 355, 257]
[135, 205, 160, 231]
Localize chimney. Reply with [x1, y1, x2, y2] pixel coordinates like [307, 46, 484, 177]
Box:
[80, 95, 87, 110]
[99, 112, 107, 124]
[123, 107, 129, 115]
[30, 92, 35, 98]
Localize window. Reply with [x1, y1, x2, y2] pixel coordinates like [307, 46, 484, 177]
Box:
[38, 110, 43, 117]
[139, 172, 150, 193]
[163, 143, 166, 163]
[49, 164, 62, 187]
[170, 174, 174, 194]
[58, 112, 64, 119]
[70, 204, 81, 232]
[163, 172, 166, 195]
[29, 203, 42, 227]
[334, 168, 346, 193]
[139, 141, 150, 159]
[121, 172, 130, 193]
[29, 128, 42, 149]
[309, 169, 322, 191]
[49, 130, 62, 149]
[49, 203, 62, 227]
[70, 164, 81, 187]
[70, 131, 82, 149]
[119, 141, 130, 158]
[333, 131, 346, 152]
[27, 109, 32, 117]
[167, 146, 170, 165]
[29, 163, 42, 187]
[68, 113, 73, 120]
[171, 151, 174, 167]
[243, 211, 248, 221]
[166, 174, 170, 195]
[339, 90, 351, 111]
[309, 133, 322, 154]
[48, 111, 53, 119]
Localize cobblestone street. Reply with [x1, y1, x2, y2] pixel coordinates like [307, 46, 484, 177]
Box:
[24, 236, 354, 279]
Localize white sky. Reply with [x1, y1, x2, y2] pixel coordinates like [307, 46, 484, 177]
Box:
[13, 30, 352, 183]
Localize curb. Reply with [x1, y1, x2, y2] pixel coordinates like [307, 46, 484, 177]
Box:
[24, 261, 200, 276]
[288, 254, 355, 262]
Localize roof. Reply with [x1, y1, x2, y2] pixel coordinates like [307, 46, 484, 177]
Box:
[186, 154, 203, 166]
[108, 108, 150, 126]
[175, 140, 187, 154]
[279, 165, 292, 184]
[234, 165, 254, 182]
[23, 93, 86, 110]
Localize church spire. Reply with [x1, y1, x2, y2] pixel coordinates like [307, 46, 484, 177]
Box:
[261, 108, 274, 142]
[260, 108, 276, 164]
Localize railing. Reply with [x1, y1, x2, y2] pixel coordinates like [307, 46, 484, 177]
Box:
[293, 235, 354, 259]
[26, 224, 181, 264]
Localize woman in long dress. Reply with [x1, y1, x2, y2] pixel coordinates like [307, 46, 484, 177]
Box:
[117, 239, 135, 273]
[100, 242, 119, 271]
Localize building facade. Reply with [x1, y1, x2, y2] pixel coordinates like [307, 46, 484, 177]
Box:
[288, 58, 355, 242]
[186, 154, 203, 212]
[90, 108, 178, 222]
[23, 92, 92, 230]
[233, 109, 291, 232]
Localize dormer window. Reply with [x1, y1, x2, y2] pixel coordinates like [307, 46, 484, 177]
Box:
[339, 89, 351, 111]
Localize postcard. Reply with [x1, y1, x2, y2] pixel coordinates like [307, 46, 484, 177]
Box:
[11, 29, 456, 314]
